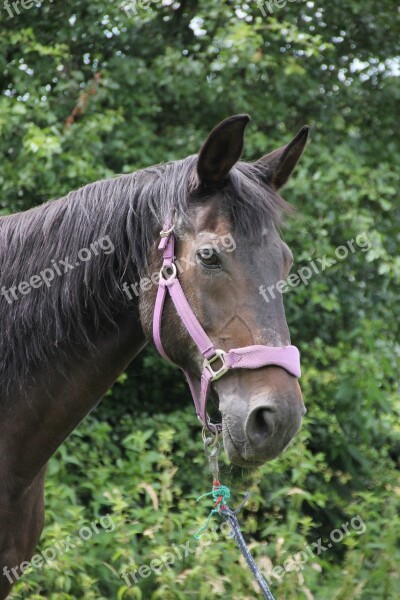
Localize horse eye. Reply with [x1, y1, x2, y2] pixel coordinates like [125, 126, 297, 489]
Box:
[196, 248, 221, 269]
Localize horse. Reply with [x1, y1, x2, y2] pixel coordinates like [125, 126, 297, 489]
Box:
[0, 114, 308, 598]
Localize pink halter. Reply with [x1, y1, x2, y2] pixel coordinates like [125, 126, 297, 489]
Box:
[153, 223, 301, 433]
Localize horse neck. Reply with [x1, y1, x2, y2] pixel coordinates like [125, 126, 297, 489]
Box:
[1, 304, 147, 495]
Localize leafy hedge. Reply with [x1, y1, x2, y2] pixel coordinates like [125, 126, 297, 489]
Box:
[3, 1, 400, 598]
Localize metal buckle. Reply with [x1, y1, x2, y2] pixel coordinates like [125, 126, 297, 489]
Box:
[204, 349, 228, 381]
[160, 225, 174, 238]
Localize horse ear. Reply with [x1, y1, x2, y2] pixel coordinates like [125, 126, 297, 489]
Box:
[256, 126, 309, 189]
[197, 114, 250, 184]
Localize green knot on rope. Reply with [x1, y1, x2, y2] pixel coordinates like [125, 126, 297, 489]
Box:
[194, 480, 231, 540]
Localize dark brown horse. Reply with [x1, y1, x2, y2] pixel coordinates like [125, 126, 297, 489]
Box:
[0, 115, 308, 598]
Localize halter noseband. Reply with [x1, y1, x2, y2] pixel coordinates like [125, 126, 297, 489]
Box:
[152, 223, 301, 433]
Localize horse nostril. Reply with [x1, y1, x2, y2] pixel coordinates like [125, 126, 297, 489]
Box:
[255, 409, 272, 435]
[247, 407, 276, 447]
[243, 395, 304, 461]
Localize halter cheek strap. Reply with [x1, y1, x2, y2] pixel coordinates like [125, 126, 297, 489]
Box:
[152, 224, 301, 433]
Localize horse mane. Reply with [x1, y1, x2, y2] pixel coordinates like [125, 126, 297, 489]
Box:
[0, 155, 289, 394]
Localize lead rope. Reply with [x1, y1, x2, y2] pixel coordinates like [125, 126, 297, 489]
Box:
[194, 431, 275, 600]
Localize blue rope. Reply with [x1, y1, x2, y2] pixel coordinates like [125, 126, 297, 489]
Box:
[219, 504, 275, 600]
[194, 483, 275, 600]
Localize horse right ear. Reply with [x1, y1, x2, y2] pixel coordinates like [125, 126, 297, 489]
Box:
[255, 126, 309, 190]
[197, 114, 250, 185]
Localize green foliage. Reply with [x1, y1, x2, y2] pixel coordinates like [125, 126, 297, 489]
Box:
[8, 410, 400, 599]
[2, 1, 399, 598]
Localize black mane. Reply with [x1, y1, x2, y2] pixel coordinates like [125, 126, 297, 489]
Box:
[0, 155, 288, 394]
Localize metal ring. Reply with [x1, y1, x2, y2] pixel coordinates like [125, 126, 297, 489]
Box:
[159, 263, 177, 281]
[204, 439, 221, 458]
[202, 427, 220, 454]
[202, 426, 218, 445]
[160, 225, 174, 238]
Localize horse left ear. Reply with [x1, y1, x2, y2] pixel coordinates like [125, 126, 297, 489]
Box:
[197, 114, 250, 184]
[256, 126, 309, 189]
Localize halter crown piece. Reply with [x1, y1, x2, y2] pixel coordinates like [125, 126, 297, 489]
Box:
[153, 222, 301, 433]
